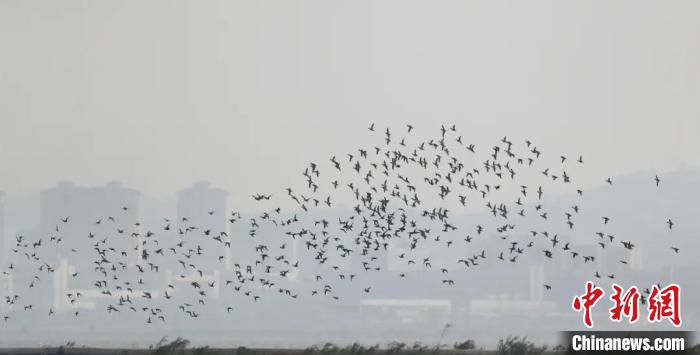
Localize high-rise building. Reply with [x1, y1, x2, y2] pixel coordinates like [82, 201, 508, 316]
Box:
[30, 182, 141, 311]
[176, 181, 229, 271]
[38, 181, 141, 259]
[177, 181, 227, 234]
[39, 181, 140, 227]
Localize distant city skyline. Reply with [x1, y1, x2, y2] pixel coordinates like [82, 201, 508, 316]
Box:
[1, 163, 699, 348]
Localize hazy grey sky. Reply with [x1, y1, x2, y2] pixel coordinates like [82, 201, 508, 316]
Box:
[1, 0, 699, 210]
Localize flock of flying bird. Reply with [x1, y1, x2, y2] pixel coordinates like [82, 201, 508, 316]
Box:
[0, 123, 682, 325]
